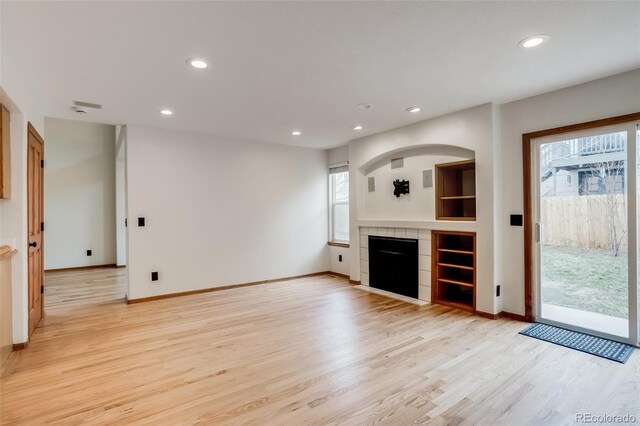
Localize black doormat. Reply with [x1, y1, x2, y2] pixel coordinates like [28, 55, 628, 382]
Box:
[519, 323, 634, 363]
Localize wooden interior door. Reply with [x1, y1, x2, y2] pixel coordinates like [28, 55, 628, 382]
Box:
[27, 123, 44, 336]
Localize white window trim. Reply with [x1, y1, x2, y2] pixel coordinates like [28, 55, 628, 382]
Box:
[329, 164, 349, 244]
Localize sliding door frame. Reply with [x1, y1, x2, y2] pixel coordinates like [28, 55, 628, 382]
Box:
[523, 113, 640, 342]
[530, 123, 637, 344]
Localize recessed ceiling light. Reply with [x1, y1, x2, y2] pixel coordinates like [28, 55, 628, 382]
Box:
[160, 109, 173, 115]
[292, 131, 301, 136]
[356, 103, 373, 110]
[353, 125, 363, 130]
[518, 35, 549, 48]
[406, 107, 421, 113]
[188, 59, 208, 69]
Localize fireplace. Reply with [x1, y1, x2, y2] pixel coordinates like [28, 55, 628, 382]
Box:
[368, 236, 419, 298]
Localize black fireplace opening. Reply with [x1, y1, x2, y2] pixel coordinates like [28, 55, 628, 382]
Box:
[369, 236, 419, 299]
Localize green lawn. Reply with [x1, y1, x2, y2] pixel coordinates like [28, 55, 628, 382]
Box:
[541, 245, 628, 319]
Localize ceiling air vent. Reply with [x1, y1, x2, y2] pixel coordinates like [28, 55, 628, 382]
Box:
[73, 100, 102, 110]
[72, 100, 102, 115]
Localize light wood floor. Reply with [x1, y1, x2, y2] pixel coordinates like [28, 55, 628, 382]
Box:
[1, 269, 638, 425]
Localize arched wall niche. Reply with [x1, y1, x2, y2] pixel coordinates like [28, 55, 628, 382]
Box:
[359, 144, 475, 175]
[359, 144, 475, 221]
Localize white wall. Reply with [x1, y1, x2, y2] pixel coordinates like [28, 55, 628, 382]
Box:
[126, 126, 329, 300]
[328, 245, 349, 276]
[328, 145, 348, 166]
[348, 104, 501, 314]
[115, 126, 127, 267]
[499, 69, 640, 316]
[43, 118, 116, 269]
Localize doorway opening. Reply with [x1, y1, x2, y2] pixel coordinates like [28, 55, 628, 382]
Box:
[29, 118, 128, 331]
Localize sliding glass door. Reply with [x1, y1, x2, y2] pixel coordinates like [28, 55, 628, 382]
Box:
[531, 122, 639, 345]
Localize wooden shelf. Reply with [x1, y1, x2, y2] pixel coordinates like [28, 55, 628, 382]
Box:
[437, 278, 474, 287]
[437, 248, 474, 255]
[432, 231, 476, 312]
[435, 160, 475, 220]
[437, 262, 474, 270]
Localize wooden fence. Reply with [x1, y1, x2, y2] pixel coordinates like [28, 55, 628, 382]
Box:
[541, 194, 627, 252]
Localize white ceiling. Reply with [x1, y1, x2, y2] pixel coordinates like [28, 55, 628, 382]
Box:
[2, 1, 639, 149]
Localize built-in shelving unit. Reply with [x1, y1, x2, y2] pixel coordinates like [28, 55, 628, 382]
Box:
[432, 231, 476, 312]
[435, 160, 476, 220]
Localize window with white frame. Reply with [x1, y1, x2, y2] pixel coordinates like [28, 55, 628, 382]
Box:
[329, 165, 349, 243]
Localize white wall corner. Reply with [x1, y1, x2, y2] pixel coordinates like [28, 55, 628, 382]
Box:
[491, 102, 504, 315]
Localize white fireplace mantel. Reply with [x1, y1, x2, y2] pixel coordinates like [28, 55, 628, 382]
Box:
[356, 219, 476, 232]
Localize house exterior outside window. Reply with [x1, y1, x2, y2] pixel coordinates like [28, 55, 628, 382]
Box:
[540, 132, 627, 197]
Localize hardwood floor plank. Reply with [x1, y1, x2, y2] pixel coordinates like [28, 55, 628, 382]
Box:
[0, 268, 638, 425]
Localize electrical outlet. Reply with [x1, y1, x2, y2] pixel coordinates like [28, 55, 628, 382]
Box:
[87, 250, 92, 256]
[496, 285, 501, 297]
[138, 217, 146, 227]
[151, 271, 159, 282]
[338, 254, 343, 262]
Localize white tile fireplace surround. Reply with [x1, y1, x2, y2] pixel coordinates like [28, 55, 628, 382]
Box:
[359, 227, 431, 302]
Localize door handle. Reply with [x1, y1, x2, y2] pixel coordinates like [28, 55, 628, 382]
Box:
[534, 223, 542, 243]
[29, 242, 37, 248]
